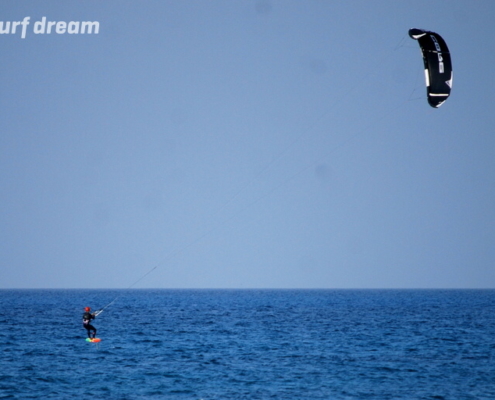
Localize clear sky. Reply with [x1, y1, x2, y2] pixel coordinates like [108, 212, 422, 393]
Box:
[1, 1, 494, 289]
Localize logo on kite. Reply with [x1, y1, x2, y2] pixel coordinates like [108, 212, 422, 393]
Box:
[409, 28, 453, 108]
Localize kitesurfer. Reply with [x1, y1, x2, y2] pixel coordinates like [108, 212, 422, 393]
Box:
[82, 307, 97, 338]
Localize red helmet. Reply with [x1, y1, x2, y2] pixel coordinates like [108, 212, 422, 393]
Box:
[84, 307, 91, 312]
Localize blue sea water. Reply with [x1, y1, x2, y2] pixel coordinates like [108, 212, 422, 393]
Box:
[1, 289, 494, 399]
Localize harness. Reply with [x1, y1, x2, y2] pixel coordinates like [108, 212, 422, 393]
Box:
[82, 312, 93, 325]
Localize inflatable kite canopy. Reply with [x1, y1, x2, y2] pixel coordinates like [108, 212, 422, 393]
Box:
[409, 28, 453, 108]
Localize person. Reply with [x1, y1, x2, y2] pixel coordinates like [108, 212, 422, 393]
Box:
[82, 307, 97, 338]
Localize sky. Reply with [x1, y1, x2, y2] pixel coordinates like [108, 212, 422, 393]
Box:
[1, 1, 494, 289]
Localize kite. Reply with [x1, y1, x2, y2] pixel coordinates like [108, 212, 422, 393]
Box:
[409, 28, 453, 108]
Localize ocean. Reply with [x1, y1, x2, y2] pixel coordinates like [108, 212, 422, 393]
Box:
[1, 289, 494, 399]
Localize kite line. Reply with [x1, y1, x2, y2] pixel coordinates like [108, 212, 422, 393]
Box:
[95, 33, 430, 312]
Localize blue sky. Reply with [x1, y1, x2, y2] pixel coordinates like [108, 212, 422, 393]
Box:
[1, 1, 494, 289]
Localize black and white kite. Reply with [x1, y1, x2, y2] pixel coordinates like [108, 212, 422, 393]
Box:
[409, 28, 453, 108]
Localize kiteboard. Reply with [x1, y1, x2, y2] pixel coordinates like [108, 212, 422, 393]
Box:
[86, 338, 101, 343]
